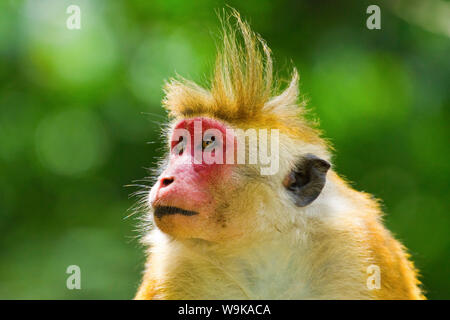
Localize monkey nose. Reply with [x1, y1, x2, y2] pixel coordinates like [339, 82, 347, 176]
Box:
[160, 176, 175, 188]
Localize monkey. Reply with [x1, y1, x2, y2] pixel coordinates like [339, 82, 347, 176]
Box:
[134, 10, 425, 300]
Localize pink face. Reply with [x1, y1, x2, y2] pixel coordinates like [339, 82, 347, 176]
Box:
[149, 117, 237, 240]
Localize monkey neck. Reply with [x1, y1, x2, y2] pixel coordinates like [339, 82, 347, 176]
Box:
[148, 229, 305, 299]
[147, 216, 372, 299]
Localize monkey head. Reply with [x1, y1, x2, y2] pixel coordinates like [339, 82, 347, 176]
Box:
[146, 13, 331, 243]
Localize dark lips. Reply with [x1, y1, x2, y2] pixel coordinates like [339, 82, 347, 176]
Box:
[154, 206, 199, 219]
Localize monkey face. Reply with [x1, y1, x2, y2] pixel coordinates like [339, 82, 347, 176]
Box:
[148, 117, 243, 241]
[148, 116, 331, 241]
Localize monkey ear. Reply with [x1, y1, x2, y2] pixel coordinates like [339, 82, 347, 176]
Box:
[283, 154, 330, 207]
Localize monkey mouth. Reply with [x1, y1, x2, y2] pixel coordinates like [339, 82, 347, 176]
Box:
[154, 206, 199, 218]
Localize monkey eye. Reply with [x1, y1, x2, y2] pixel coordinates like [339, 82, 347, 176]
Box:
[173, 136, 185, 155]
[202, 135, 216, 151]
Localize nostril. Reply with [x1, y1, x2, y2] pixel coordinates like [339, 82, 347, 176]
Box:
[161, 177, 174, 187]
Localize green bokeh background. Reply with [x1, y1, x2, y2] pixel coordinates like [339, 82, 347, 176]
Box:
[0, 0, 448, 299]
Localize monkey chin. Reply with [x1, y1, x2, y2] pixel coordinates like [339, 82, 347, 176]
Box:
[152, 206, 221, 241]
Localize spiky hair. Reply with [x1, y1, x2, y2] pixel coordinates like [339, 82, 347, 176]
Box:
[162, 9, 325, 146]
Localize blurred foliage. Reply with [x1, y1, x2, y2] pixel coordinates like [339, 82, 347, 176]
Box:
[0, 0, 449, 299]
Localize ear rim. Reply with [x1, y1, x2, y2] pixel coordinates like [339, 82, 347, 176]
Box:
[284, 153, 331, 207]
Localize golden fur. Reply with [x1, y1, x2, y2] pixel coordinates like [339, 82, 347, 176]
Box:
[135, 9, 424, 300]
[162, 10, 324, 145]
